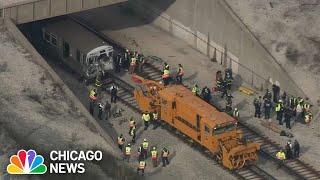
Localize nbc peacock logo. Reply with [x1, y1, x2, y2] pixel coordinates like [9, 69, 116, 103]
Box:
[7, 149, 47, 174]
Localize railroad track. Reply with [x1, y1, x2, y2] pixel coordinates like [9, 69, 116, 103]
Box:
[70, 15, 320, 180]
[142, 62, 320, 180]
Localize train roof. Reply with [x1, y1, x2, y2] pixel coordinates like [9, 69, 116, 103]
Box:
[44, 19, 108, 53]
[159, 85, 236, 127]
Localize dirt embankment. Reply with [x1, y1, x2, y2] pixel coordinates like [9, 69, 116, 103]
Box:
[225, 0, 320, 103]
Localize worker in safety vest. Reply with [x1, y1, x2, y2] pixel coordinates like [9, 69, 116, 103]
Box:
[137, 160, 146, 176]
[117, 134, 125, 150]
[163, 62, 170, 71]
[304, 111, 313, 125]
[89, 89, 97, 115]
[233, 108, 239, 120]
[89, 89, 97, 102]
[95, 74, 102, 88]
[162, 69, 170, 86]
[162, 147, 170, 167]
[192, 84, 200, 96]
[150, 147, 158, 167]
[142, 138, 149, 159]
[142, 112, 151, 130]
[129, 56, 137, 74]
[176, 64, 184, 84]
[275, 100, 284, 125]
[123, 143, 131, 162]
[276, 149, 286, 168]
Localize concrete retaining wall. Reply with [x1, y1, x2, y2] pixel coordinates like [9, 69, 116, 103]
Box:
[128, 0, 306, 97]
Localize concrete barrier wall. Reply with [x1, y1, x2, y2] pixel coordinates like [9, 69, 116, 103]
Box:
[1, 0, 126, 24]
[129, 0, 306, 97]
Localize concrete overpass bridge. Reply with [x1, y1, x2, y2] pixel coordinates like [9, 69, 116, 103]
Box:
[0, 0, 126, 24]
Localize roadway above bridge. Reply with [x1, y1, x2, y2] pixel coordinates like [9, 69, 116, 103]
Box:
[0, 0, 126, 24]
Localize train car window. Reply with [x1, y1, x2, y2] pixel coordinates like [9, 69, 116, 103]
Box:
[63, 41, 70, 58]
[100, 50, 106, 55]
[213, 124, 235, 135]
[82, 54, 86, 65]
[51, 34, 57, 46]
[172, 101, 176, 109]
[204, 125, 210, 134]
[76, 49, 81, 62]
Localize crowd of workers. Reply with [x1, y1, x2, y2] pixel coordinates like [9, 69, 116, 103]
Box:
[253, 84, 313, 129]
[117, 113, 170, 176]
[85, 47, 315, 175]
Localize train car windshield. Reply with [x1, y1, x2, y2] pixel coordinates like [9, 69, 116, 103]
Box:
[213, 123, 236, 135]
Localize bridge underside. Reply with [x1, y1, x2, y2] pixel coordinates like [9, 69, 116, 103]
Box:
[0, 0, 126, 24]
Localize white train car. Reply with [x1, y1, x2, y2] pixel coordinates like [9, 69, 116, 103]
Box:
[42, 18, 113, 80]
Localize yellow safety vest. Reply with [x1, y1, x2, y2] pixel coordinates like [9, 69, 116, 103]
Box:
[192, 87, 199, 95]
[276, 152, 286, 160]
[275, 103, 282, 112]
[151, 150, 157, 158]
[139, 161, 145, 169]
[125, 147, 131, 155]
[117, 137, 124, 145]
[142, 142, 149, 149]
[89, 90, 96, 100]
[162, 69, 170, 79]
[142, 114, 150, 122]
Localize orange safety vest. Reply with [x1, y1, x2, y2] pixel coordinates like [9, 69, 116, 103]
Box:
[139, 161, 145, 169]
[178, 67, 184, 76]
[118, 137, 124, 145]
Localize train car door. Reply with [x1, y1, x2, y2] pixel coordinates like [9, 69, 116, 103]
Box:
[63, 41, 70, 58]
[203, 123, 212, 150]
[196, 114, 201, 142]
[171, 100, 177, 125]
